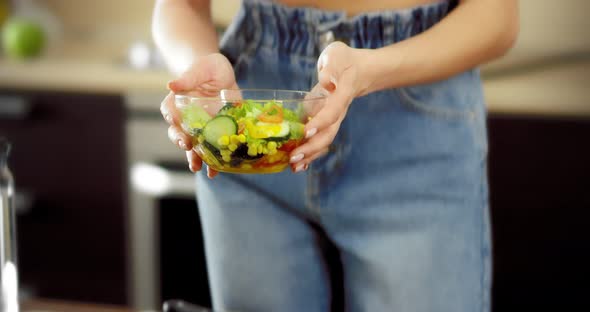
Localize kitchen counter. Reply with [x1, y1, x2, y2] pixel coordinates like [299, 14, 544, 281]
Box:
[484, 60, 590, 118]
[1, 52, 589, 117]
[0, 57, 173, 95]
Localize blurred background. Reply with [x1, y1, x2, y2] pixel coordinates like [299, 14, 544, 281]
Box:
[0, 0, 588, 311]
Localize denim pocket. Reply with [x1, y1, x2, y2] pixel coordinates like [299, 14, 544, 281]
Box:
[395, 70, 481, 120]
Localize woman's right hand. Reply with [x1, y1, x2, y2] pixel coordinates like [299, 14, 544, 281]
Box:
[160, 53, 238, 179]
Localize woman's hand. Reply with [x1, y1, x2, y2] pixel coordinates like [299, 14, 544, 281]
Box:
[160, 53, 238, 178]
[290, 42, 371, 172]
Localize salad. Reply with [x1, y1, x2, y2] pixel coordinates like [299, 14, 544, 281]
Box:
[180, 99, 307, 174]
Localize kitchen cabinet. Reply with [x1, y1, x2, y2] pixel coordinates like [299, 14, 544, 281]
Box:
[488, 114, 590, 311]
[0, 89, 128, 304]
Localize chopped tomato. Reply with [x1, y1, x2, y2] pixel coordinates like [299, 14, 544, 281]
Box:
[278, 140, 301, 153]
[233, 101, 243, 108]
[257, 104, 284, 123]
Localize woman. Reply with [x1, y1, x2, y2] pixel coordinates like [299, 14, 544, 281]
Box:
[154, 0, 518, 311]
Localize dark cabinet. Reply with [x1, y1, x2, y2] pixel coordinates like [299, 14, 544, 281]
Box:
[159, 197, 211, 308]
[488, 115, 590, 311]
[0, 90, 128, 304]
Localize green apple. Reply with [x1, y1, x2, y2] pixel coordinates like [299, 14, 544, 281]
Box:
[2, 17, 45, 59]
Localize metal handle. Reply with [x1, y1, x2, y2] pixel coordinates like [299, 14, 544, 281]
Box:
[0, 96, 32, 120]
[163, 300, 212, 312]
[130, 162, 196, 197]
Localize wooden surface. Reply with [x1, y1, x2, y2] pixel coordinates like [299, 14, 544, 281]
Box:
[21, 298, 135, 312]
[0, 57, 173, 95]
[0, 54, 587, 116]
[484, 61, 590, 118]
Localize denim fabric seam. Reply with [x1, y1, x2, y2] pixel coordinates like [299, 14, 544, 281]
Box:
[395, 87, 477, 120]
[475, 107, 489, 156]
[258, 45, 319, 62]
[232, 5, 264, 73]
[480, 157, 491, 312]
[305, 170, 322, 218]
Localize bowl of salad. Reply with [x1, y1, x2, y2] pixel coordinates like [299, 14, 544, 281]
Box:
[175, 89, 325, 174]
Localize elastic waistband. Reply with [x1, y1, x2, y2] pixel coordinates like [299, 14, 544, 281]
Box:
[227, 0, 457, 58]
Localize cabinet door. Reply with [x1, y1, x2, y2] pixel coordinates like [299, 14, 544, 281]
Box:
[0, 90, 127, 304]
[488, 115, 590, 311]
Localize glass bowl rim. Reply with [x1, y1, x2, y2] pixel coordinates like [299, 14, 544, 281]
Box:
[174, 88, 327, 103]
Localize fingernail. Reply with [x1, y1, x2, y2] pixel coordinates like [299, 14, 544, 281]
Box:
[179, 140, 187, 150]
[165, 114, 173, 123]
[304, 163, 309, 171]
[330, 76, 337, 87]
[290, 153, 304, 163]
[305, 128, 317, 139]
[166, 80, 177, 91]
[295, 163, 305, 173]
[326, 76, 337, 91]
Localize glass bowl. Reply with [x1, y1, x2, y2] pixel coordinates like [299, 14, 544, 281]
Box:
[175, 89, 326, 174]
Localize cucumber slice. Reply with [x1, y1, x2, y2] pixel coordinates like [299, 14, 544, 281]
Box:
[218, 103, 235, 115]
[203, 116, 238, 149]
[181, 105, 212, 135]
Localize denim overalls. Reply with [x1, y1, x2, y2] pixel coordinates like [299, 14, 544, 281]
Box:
[196, 1, 490, 311]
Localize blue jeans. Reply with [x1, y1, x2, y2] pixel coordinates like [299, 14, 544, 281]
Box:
[196, 0, 491, 311]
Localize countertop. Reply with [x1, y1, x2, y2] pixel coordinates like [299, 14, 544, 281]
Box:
[1, 44, 589, 117]
[0, 57, 174, 95]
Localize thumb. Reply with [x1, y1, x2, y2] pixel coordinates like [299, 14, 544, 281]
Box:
[168, 53, 237, 93]
[317, 67, 338, 93]
[167, 69, 210, 93]
[317, 42, 348, 93]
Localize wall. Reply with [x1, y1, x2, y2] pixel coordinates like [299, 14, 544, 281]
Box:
[40, 0, 240, 41]
[37, 0, 590, 68]
[487, 0, 590, 71]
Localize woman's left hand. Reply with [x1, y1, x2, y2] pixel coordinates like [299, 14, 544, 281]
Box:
[290, 41, 371, 172]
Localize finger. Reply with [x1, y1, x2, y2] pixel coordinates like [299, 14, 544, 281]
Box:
[160, 92, 182, 126]
[304, 81, 351, 139]
[291, 116, 342, 163]
[316, 42, 349, 91]
[207, 166, 219, 179]
[317, 42, 349, 73]
[291, 148, 329, 173]
[302, 84, 328, 120]
[186, 150, 202, 172]
[167, 125, 192, 150]
[167, 53, 237, 93]
[167, 62, 215, 93]
[317, 70, 337, 93]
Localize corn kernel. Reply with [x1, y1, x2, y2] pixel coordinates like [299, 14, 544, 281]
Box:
[242, 164, 252, 169]
[222, 155, 231, 162]
[267, 141, 277, 150]
[228, 143, 238, 152]
[248, 147, 258, 156]
[263, 147, 269, 154]
[217, 135, 230, 146]
[221, 150, 232, 157]
[230, 134, 240, 145]
[269, 149, 277, 155]
[238, 134, 246, 143]
[257, 145, 263, 154]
